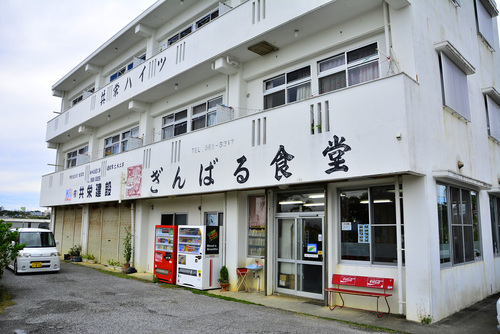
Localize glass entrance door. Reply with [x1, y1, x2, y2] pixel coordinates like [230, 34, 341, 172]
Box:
[276, 216, 324, 299]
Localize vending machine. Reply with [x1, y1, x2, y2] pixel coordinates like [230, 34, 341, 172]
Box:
[154, 225, 178, 284]
[177, 225, 221, 290]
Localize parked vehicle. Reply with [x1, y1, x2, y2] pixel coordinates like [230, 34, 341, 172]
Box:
[8, 228, 60, 274]
[497, 298, 500, 331]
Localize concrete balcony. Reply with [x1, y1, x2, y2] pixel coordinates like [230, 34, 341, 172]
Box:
[46, 0, 406, 144]
[41, 73, 419, 207]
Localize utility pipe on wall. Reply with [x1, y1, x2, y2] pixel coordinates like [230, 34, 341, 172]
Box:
[394, 175, 404, 315]
[383, 2, 391, 58]
[131, 201, 135, 267]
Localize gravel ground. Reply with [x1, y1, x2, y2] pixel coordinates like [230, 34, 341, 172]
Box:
[0, 262, 376, 334]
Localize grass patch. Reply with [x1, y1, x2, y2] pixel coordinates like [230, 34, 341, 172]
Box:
[0, 285, 15, 314]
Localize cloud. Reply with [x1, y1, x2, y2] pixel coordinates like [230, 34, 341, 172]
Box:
[0, 0, 156, 210]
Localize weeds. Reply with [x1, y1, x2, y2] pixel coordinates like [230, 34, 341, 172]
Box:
[0, 286, 15, 314]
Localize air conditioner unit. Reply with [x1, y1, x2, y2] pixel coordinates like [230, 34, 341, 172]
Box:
[215, 105, 234, 124]
[133, 57, 145, 68]
[76, 154, 90, 165]
[83, 90, 93, 99]
[127, 137, 143, 150]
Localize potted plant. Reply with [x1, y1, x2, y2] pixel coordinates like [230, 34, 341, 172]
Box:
[82, 254, 96, 264]
[218, 265, 229, 291]
[123, 227, 132, 272]
[68, 245, 82, 262]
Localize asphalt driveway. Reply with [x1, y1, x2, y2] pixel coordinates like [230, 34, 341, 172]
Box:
[0, 262, 376, 334]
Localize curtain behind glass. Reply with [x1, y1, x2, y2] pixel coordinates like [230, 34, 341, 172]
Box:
[288, 82, 311, 103]
[348, 61, 379, 86]
[319, 72, 346, 93]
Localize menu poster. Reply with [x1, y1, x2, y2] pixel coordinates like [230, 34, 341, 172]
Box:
[205, 226, 220, 255]
[358, 224, 370, 243]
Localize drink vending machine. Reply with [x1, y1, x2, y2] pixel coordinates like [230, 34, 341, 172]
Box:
[154, 225, 178, 284]
[177, 225, 221, 290]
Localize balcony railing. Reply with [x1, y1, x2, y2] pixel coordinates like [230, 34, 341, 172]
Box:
[46, 0, 379, 143]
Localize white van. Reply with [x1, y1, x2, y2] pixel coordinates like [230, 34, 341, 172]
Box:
[8, 228, 60, 274]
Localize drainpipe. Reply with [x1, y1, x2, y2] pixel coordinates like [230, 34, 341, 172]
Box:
[395, 175, 404, 314]
[383, 2, 393, 75]
[131, 202, 135, 267]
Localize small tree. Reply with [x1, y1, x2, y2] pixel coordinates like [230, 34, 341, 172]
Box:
[123, 227, 132, 265]
[0, 221, 25, 279]
[218, 265, 229, 284]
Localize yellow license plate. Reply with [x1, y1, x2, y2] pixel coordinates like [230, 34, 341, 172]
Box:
[31, 262, 42, 268]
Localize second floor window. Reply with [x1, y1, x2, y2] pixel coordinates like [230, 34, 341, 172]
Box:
[192, 96, 223, 131]
[121, 126, 140, 152]
[162, 110, 187, 139]
[264, 66, 311, 109]
[104, 126, 139, 157]
[66, 145, 89, 168]
[318, 43, 379, 94]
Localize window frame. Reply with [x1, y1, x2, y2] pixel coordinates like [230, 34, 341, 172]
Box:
[196, 9, 219, 29]
[191, 96, 223, 131]
[339, 184, 404, 265]
[162, 109, 188, 140]
[491, 195, 500, 256]
[120, 126, 140, 152]
[263, 65, 311, 110]
[103, 126, 139, 157]
[318, 43, 380, 95]
[109, 53, 146, 82]
[104, 134, 120, 156]
[474, 0, 497, 50]
[439, 52, 471, 121]
[437, 183, 481, 267]
[110, 66, 127, 82]
[66, 145, 89, 169]
[161, 213, 188, 226]
[435, 41, 475, 122]
[484, 93, 500, 141]
[248, 195, 266, 258]
[167, 8, 220, 46]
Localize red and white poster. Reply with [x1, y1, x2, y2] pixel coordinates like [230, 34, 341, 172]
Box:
[126, 165, 142, 198]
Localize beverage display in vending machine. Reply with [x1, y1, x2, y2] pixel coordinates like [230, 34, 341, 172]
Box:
[154, 225, 178, 284]
[177, 225, 221, 290]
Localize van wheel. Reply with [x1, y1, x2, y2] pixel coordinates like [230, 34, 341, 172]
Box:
[14, 260, 19, 275]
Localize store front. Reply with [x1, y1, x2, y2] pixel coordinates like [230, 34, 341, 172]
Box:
[274, 189, 325, 300]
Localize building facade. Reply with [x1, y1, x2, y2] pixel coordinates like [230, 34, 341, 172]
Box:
[41, 0, 500, 322]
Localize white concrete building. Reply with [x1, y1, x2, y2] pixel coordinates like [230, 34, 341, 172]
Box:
[41, 0, 500, 322]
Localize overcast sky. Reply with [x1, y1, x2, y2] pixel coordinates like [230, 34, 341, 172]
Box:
[0, 0, 157, 211]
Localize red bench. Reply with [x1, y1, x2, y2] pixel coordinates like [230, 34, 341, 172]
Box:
[325, 274, 394, 318]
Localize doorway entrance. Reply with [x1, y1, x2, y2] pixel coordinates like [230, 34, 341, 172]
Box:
[275, 215, 324, 299]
